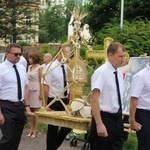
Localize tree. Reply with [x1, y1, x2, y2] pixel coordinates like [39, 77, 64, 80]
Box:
[86, 0, 120, 34]
[0, 0, 38, 43]
[124, 0, 150, 21]
[91, 18, 150, 56]
[39, 0, 87, 43]
[86, 0, 150, 35]
[39, 4, 67, 43]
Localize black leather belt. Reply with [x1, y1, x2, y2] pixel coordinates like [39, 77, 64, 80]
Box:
[0, 100, 23, 105]
[101, 111, 122, 118]
[137, 108, 150, 113]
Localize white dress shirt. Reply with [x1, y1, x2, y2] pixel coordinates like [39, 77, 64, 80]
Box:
[91, 61, 124, 113]
[44, 59, 68, 98]
[131, 64, 150, 110]
[0, 59, 28, 102]
[41, 62, 51, 74]
[18, 56, 27, 69]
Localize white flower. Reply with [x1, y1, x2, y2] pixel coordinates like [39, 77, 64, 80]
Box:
[75, 43, 80, 49]
[75, 35, 80, 40]
[61, 58, 67, 64]
[74, 78, 79, 83]
[73, 27, 77, 32]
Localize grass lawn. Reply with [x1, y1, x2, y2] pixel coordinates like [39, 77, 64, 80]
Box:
[123, 133, 137, 150]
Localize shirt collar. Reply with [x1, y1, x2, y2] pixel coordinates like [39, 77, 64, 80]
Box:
[5, 59, 14, 67]
[105, 61, 118, 73]
[55, 59, 60, 65]
[5, 59, 20, 68]
[54, 59, 66, 67]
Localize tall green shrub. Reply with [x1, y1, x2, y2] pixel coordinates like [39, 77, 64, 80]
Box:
[96, 18, 150, 57]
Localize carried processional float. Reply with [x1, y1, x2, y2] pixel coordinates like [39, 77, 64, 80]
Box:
[35, 7, 93, 130]
[33, 7, 133, 133]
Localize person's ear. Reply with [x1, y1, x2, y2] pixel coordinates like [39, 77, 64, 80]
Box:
[108, 52, 113, 58]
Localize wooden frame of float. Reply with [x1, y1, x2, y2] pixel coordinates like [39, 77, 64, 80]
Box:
[32, 111, 135, 133]
[35, 111, 91, 130]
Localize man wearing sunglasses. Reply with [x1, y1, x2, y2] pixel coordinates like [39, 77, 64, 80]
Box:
[0, 43, 30, 150]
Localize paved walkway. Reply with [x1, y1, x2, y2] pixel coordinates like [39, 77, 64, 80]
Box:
[0, 128, 84, 150]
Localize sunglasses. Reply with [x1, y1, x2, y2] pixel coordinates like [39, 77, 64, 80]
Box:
[8, 52, 22, 57]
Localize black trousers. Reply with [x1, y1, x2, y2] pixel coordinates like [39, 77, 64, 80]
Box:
[89, 111, 124, 150]
[46, 97, 71, 150]
[0, 101, 27, 150]
[136, 109, 150, 150]
[123, 115, 129, 141]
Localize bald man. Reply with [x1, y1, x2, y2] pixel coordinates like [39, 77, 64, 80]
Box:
[44, 46, 72, 150]
[41, 53, 52, 73]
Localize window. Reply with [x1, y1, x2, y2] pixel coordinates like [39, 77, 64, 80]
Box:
[26, 16, 31, 26]
[26, 37, 31, 44]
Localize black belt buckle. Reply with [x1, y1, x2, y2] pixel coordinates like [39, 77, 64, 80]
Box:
[14, 101, 22, 105]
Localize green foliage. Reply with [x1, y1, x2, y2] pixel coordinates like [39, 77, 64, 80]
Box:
[124, 0, 150, 22]
[123, 133, 138, 150]
[18, 41, 31, 46]
[39, 44, 57, 59]
[86, 0, 150, 34]
[0, 0, 38, 43]
[95, 19, 150, 57]
[39, 44, 50, 55]
[91, 44, 103, 50]
[80, 46, 87, 60]
[39, 0, 87, 43]
[25, 117, 47, 132]
[88, 57, 105, 69]
[85, 0, 120, 34]
[39, 5, 67, 43]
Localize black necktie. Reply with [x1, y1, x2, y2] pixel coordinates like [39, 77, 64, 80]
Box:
[114, 71, 122, 113]
[13, 64, 22, 100]
[61, 64, 67, 96]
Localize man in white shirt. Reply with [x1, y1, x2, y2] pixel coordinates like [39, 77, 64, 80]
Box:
[43, 46, 71, 150]
[89, 42, 126, 150]
[18, 46, 27, 69]
[130, 60, 150, 150]
[41, 53, 52, 73]
[0, 43, 30, 150]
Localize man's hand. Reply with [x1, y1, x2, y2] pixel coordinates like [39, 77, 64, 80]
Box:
[130, 120, 142, 132]
[0, 113, 5, 125]
[25, 106, 31, 116]
[96, 123, 108, 137]
[46, 107, 53, 111]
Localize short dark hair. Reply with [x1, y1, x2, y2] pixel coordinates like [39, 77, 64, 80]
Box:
[107, 42, 126, 55]
[6, 43, 21, 52]
[28, 51, 41, 64]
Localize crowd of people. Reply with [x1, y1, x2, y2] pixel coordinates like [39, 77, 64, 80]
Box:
[0, 42, 149, 150]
